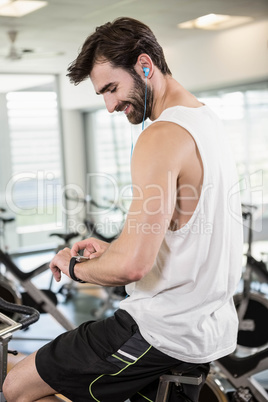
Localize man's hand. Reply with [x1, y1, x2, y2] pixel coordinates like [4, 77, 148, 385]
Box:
[49, 248, 72, 282]
[71, 238, 110, 259]
[49, 239, 110, 284]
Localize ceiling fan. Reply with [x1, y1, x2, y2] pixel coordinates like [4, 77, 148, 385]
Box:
[1, 30, 65, 61]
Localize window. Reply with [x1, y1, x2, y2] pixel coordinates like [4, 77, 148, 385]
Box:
[195, 81, 268, 238]
[0, 74, 64, 251]
[83, 110, 143, 237]
[6, 90, 63, 231]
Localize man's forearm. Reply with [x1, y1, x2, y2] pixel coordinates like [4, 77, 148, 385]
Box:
[72, 241, 137, 286]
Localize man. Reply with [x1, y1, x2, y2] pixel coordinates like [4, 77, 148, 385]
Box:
[4, 17, 243, 402]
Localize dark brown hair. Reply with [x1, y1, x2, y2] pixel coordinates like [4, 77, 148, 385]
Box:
[67, 17, 171, 85]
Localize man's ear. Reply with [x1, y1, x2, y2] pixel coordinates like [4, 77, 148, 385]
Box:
[135, 54, 153, 78]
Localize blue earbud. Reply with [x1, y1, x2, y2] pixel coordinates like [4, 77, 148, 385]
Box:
[143, 67, 150, 77]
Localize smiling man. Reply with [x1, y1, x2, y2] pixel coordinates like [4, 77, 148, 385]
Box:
[4, 17, 243, 402]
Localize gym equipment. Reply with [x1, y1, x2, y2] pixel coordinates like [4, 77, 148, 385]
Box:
[0, 297, 40, 402]
[0, 297, 69, 402]
[235, 204, 268, 350]
[0, 249, 74, 331]
[0, 209, 76, 330]
[155, 364, 208, 402]
[215, 346, 268, 401]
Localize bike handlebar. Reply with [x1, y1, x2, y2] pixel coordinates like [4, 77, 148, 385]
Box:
[65, 192, 106, 208]
[0, 297, 40, 330]
[65, 192, 125, 213]
[0, 249, 49, 281]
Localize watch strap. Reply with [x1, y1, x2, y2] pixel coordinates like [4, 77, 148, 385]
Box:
[69, 257, 86, 283]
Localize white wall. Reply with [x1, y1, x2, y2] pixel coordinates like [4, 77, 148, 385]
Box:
[61, 109, 87, 191]
[60, 76, 105, 111]
[169, 20, 268, 91]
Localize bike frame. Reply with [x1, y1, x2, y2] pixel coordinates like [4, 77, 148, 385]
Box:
[216, 348, 268, 401]
[0, 249, 74, 331]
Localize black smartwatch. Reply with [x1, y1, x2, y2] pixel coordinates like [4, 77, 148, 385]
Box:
[69, 257, 86, 283]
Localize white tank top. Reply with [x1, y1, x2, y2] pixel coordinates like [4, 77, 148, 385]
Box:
[120, 105, 243, 363]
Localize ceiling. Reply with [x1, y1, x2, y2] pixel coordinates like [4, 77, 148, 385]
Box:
[0, 0, 267, 77]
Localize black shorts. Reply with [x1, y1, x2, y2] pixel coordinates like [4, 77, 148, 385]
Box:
[36, 309, 205, 402]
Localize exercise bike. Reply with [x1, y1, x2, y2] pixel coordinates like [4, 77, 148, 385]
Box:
[197, 344, 268, 402]
[65, 189, 126, 242]
[234, 204, 268, 351]
[0, 297, 70, 402]
[0, 249, 75, 331]
[0, 296, 40, 402]
[0, 210, 75, 331]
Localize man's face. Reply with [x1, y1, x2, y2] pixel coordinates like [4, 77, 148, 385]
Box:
[90, 61, 153, 125]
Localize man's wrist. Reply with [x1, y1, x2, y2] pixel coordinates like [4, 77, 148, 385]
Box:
[69, 257, 86, 283]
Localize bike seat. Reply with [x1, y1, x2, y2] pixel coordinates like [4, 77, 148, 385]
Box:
[155, 363, 210, 402]
[49, 232, 80, 243]
[218, 347, 268, 378]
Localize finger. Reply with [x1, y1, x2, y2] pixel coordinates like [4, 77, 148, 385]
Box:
[54, 268, 62, 282]
[71, 238, 99, 256]
[50, 261, 62, 282]
[83, 250, 92, 258]
[85, 241, 103, 258]
[71, 239, 93, 256]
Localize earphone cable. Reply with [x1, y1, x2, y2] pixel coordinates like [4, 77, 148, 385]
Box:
[142, 76, 148, 131]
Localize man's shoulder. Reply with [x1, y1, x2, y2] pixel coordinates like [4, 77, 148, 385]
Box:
[132, 119, 195, 171]
[139, 119, 194, 147]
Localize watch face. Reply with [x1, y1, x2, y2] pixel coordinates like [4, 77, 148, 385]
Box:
[75, 255, 90, 262]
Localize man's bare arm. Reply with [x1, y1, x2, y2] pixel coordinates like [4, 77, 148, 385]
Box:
[50, 122, 194, 285]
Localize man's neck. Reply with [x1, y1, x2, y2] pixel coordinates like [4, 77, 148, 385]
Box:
[150, 74, 203, 121]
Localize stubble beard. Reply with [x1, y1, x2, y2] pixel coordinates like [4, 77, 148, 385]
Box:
[126, 72, 153, 125]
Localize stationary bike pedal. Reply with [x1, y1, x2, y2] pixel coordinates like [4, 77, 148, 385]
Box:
[232, 387, 253, 402]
